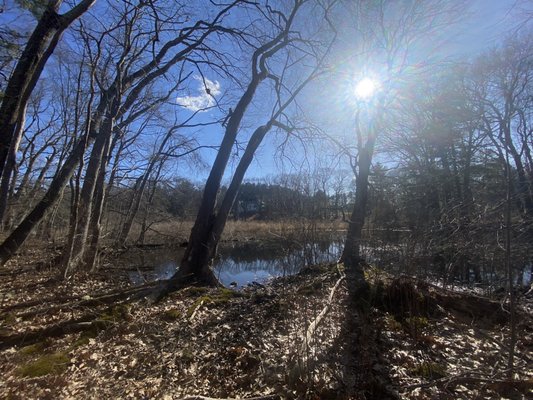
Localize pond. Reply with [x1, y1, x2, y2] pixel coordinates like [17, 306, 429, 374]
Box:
[126, 236, 345, 287]
[122, 236, 533, 290]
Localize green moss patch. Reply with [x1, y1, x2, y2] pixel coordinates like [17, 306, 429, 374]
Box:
[162, 308, 182, 321]
[185, 288, 243, 318]
[183, 286, 209, 296]
[17, 352, 70, 378]
[411, 362, 447, 379]
[297, 280, 323, 295]
[99, 304, 131, 322]
[19, 343, 46, 356]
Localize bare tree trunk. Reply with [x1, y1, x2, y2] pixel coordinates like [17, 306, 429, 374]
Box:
[0, 103, 26, 227]
[0, 133, 96, 265]
[505, 148, 516, 379]
[0, 0, 95, 176]
[117, 131, 172, 246]
[85, 153, 108, 272]
[63, 118, 113, 277]
[177, 75, 264, 285]
[341, 137, 374, 289]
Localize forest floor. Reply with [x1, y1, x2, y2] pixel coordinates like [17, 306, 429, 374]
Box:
[0, 248, 532, 399]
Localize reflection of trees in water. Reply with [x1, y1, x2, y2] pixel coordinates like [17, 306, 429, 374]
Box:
[214, 258, 300, 277]
[216, 237, 345, 276]
[217, 241, 295, 263]
[125, 235, 347, 284]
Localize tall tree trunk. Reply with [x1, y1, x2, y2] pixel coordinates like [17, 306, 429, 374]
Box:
[63, 118, 113, 277]
[0, 103, 26, 227]
[177, 76, 263, 285]
[0, 0, 95, 176]
[85, 153, 108, 272]
[0, 133, 96, 265]
[341, 137, 374, 288]
[181, 124, 271, 283]
[117, 126, 173, 246]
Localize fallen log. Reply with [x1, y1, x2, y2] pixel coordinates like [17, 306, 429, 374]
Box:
[0, 277, 195, 349]
[0, 312, 106, 350]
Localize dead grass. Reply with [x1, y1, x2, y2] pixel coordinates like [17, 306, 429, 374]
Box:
[141, 219, 347, 244]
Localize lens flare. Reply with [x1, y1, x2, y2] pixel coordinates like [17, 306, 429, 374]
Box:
[355, 78, 377, 99]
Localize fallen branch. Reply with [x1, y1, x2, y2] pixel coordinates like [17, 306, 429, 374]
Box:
[299, 273, 345, 360]
[0, 312, 108, 350]
[0, 278, 193, 349]
[13, 282, 158, 319]
[188, 299, 206, 321]
[2, 280, 159, 313]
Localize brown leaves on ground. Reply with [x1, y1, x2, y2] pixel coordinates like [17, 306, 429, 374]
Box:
[0, 260, 532, 399]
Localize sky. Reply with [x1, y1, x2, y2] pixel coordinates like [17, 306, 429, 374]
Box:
[1, 0, 532, 188]
[177, 0, 532, 184]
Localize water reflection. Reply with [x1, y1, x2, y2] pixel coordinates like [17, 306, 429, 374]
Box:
[127, 237, 344, 287]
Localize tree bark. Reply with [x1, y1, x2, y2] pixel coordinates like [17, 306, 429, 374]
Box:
[0, 133, 96, 265]
[341, 138, 374, 288]
[177, 75, 264, 285]
[63, 116, 113, 277]
[0, 0, 96, 176]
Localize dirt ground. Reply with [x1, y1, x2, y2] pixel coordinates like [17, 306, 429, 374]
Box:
[0, 250, 532, 399]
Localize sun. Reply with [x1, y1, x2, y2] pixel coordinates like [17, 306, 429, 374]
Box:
[355, 78, 377, 99]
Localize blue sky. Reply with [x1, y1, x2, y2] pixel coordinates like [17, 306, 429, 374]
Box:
[1, 0, 532, 187]
[178, 0, 532, 184]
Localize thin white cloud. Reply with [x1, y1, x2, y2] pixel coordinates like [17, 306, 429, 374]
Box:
[177, 75, 221, 112]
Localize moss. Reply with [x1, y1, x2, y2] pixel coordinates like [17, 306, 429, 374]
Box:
[19, 343, 46, 356]
[162, 308, 182, 321]
[405, 316, 429, 330]
[186, 296, 212, 318]
[186, 288, 243, 318]
[2, 312, 17, 325]
[98, 304, 131, 323]
[384, 315, 403, 331]
[181, 347, 195, 363]
[297, 280, 322, 295]
[404, 316, 429, 339]
[71, 336, 90, 348]
[216, 287, 243, 301]
[411, 362, 447, 379]
[184, 286, 209, 296]
[71, 329, 98, 348]
[18, 339, 54, 356]
[17, 352, 70, 377]
[364, 265, 386, 282]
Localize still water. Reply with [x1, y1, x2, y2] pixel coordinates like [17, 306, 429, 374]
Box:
[127, 237, 344, 287]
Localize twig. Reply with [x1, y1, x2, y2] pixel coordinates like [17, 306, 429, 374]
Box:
[188, 299, 205, 321]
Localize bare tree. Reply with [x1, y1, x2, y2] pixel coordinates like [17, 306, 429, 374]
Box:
[160, 0, 336, 293]
[0, 0, 250, 268]
[0, 0, 96, 193]
[338, 0, 464, 291]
